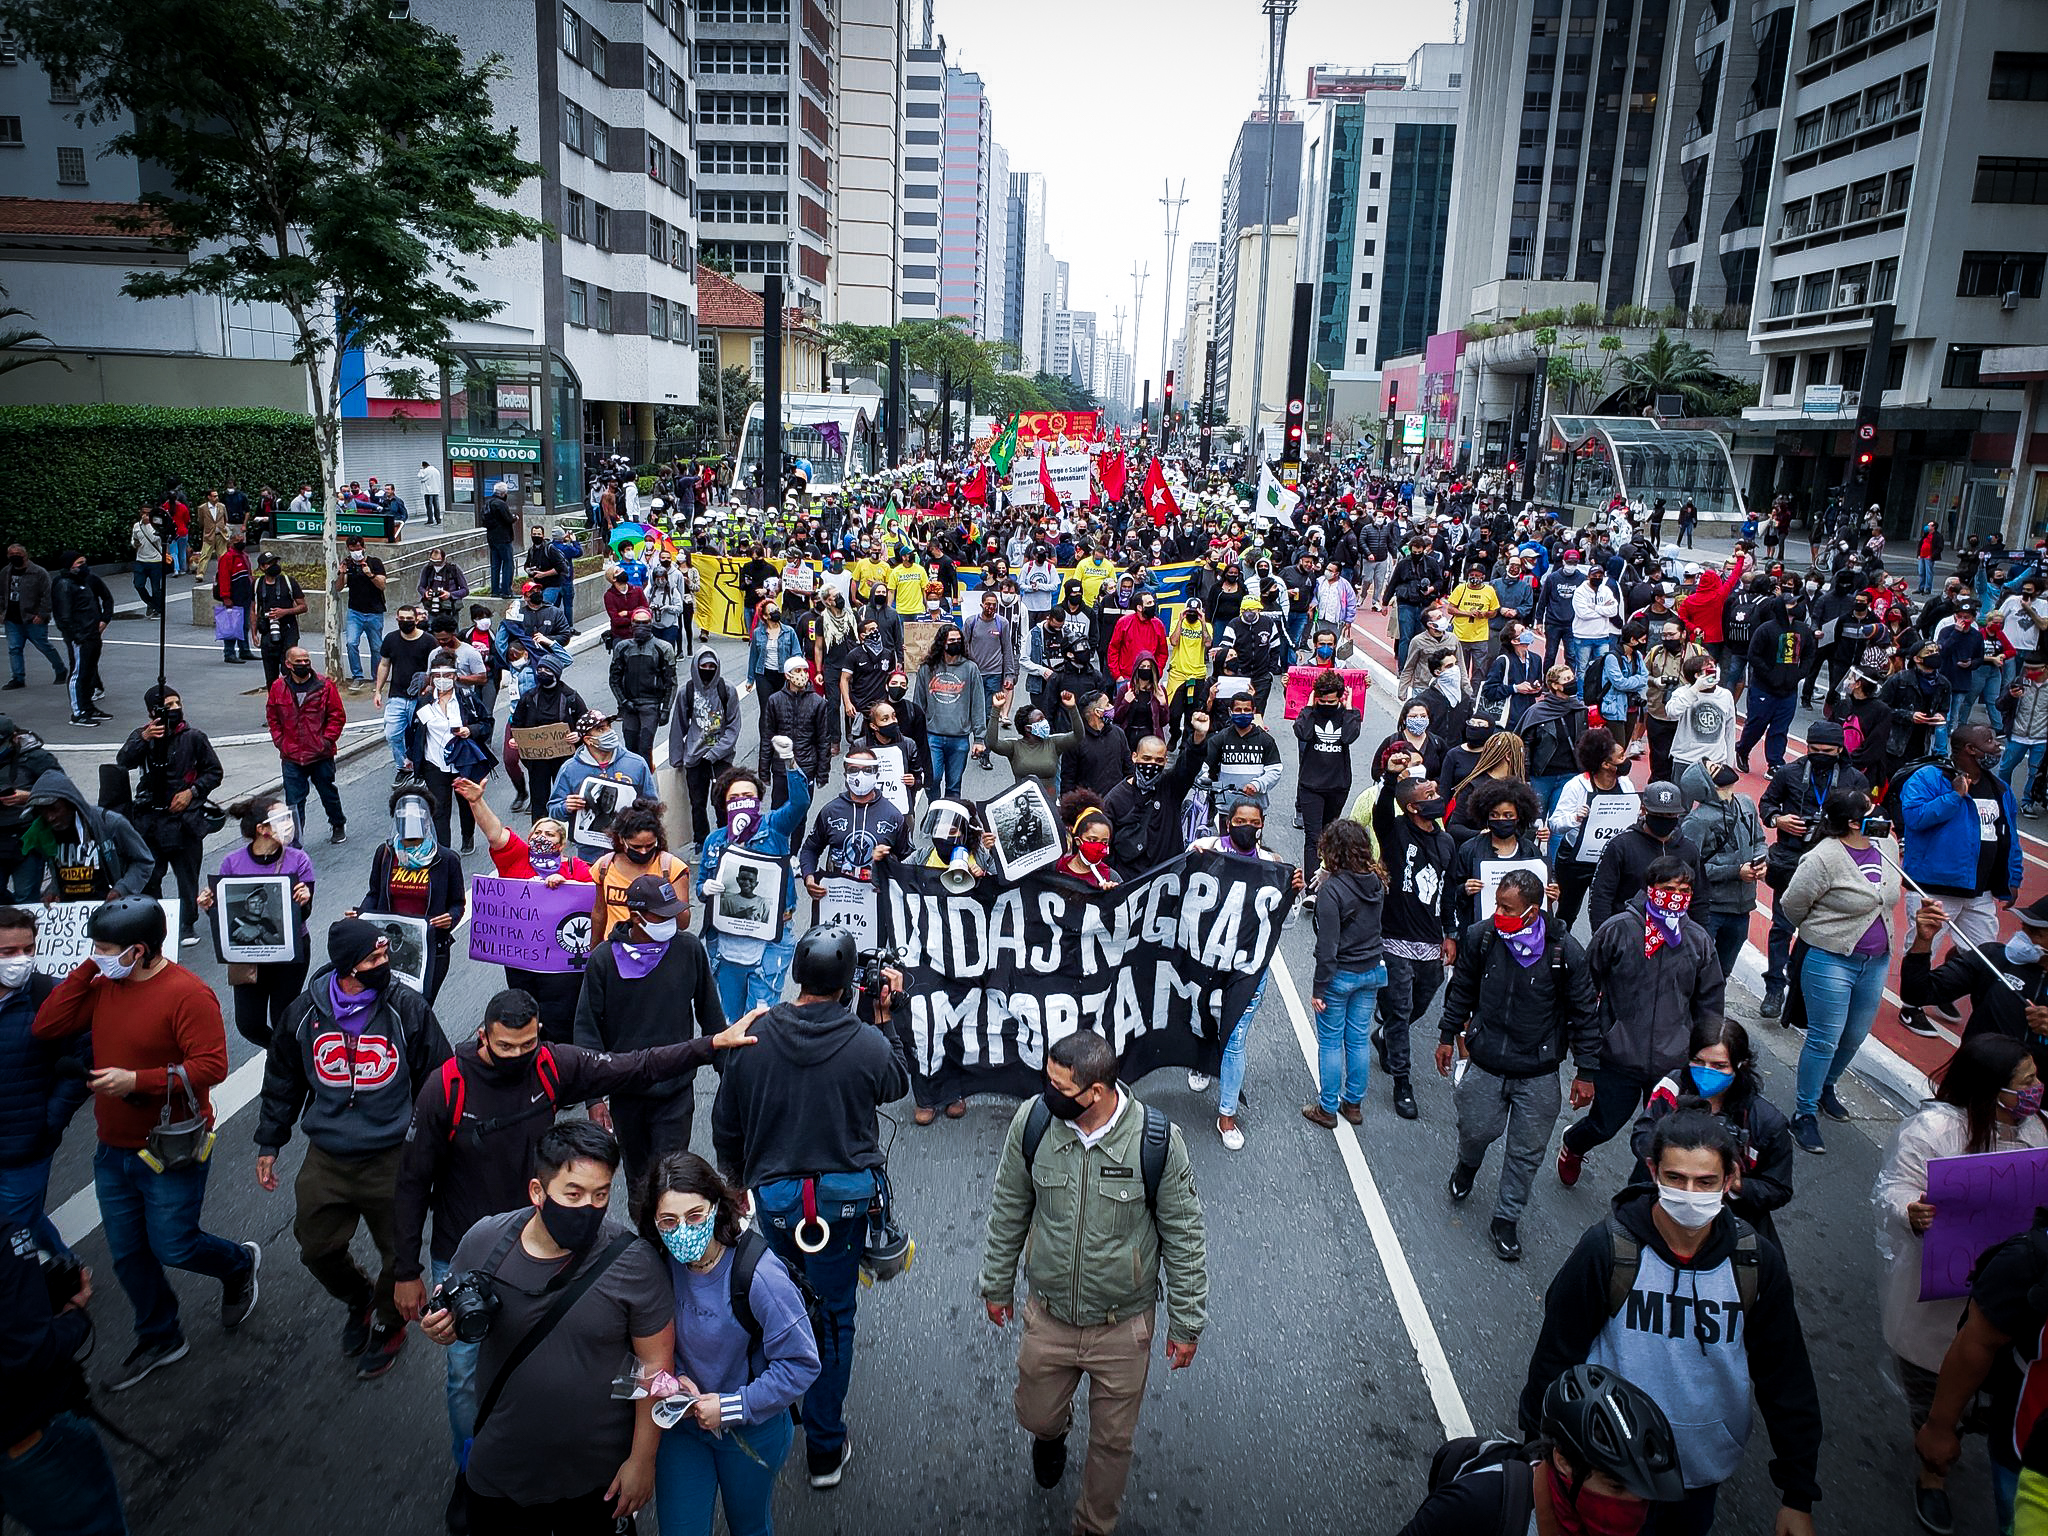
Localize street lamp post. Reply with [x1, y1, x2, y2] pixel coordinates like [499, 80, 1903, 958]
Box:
[1247, 0, 1298, 458]
[1158, 178, 1186, 450]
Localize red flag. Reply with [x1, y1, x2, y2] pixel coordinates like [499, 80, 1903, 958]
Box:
[962, 462, 989, 503]
[1100, 450, 1128, 502]
[1038, 447, 1060, 513]
[1140, 457, 1179, 526]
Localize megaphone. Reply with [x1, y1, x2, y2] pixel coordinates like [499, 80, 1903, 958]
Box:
[941, 844, 976, 894]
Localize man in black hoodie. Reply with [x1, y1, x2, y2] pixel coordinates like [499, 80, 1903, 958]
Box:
[1522, 1109, 1822, 1536]
[0, 717, 59, 901]
[712, 926, 910, 1491]
[1103, 728, 1206, 877]
[255, 919, 450, 1379]
[1292, 670, 1362, 883]
[572, 874, 725, 1197]
[1059, 689, 1132, 799]
[1735, 594, 1812, 775]
[1373, 776, 1457, 1120]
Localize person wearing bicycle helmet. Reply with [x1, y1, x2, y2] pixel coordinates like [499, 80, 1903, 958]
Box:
[1398, 1363, 1683, 1535]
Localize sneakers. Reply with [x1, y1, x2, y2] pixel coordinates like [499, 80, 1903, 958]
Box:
[1392, 1078, 1418, 1120]
[1924, 1000, 1965, 1027]
[1217, 1116, 1245, 1151]
[109, 1336, 189, 1391]
[1302, 1103, 1339, 1130]
[1447, 1163, 1478, 1202]
[2027, 801, 2046, 820]
[1031, 1431, 1068, 1490]
[329, 828, 348, 846]
[356, 1323, 406, 1379]
[1557, 1145, 1585, 1188]
[1819, 1085, 1852, 1122]
[1490, 1219, 1523, 1262]
[1186, 1070, 1212, 1092]
[222, 1241, 261, 1329]
[1898, 1007, 1944, 1039]
[341, 1305, 374, 1357]
[1759, 985, 1784, 1020]
[1793, 1113, 1826, 1154]
[70, 713, 99, 727]
[179, 931, 199, 948]
[1, 679, 22, 691]
[807, 1440, 852, 1490]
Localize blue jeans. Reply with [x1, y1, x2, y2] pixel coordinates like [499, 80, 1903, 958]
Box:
[381, 696, 416, 773]
[280, 756, 345, 839]
[1948, 668, 1999, 733]
[1918, 555, 1935, 591]
[1700, 909, 1751, 980]
[2002, 739, 2048, 803]
[654, 1413, 793, 1536]
[131, 561, 166, 612]
[168, 534, 188, 575]
[1796, 947, 1888, 1119]
[1735, 686, 1796, 769]
[930, 732, 970, 798]
[430, 1256, 480, 1465]
[710, 934, 793, 1023]
[0, 1410, 128, 1535]
[92, 1143, 252, 1350]
[1568, 637, 1611, 685]
[1219, 975, 1268, 1117]
[0, 1155, 70, 1261]
[5, 619, 63, 683]
[344, 607, 384, 680]
[1531, 772, 1570, 817]
[1286, 611, 1310, 653]
[761, 1213, 861, 1455]
[1316, 964, 1386, 1113]
[488, 543, 515, 596]
[1395, 604, 1422, 665]
[1720, 645, 1747, 698]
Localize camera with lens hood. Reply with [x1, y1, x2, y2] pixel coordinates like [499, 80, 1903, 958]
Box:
[428, 1269, 501, 1343]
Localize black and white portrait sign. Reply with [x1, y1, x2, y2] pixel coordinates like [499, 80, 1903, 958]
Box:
[211, 875, 297, 965]
[983, 779, 1061, 883]
[711, 847, 783, 943]
[570, 778, 636, 851]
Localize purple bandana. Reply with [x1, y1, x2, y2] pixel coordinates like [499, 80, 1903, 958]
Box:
[327, 974, 378, 1036]
[1501, 913, 1547, 968]
[614, 938, 669, 980]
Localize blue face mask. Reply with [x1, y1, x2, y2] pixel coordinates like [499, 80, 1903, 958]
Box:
[1689, 1065, 1736, 1098]
[660, 1215, 715, 1266]
[1026, 720, 1051, 740]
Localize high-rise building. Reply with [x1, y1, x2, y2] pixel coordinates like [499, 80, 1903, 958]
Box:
[1068, 310, 1097, 391]
[1440, 0, 1678, 326]
[834, 0, 911, 327]
[897, 36, 946, 313]
[693, 0, 835, 317]
[1300, 44, 1461, 373]
[1214, 111, 1304, 415]
[1177, 241, 1220, 414]
[1223, 224, 1299, 428]
[982, 139, 1010, 344]
[941, 66, 994, 334]
[1005, 171, 1051, 370]
[1742, 0, 2048, 534]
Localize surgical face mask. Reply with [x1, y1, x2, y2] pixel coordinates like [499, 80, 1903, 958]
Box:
[2007, 931, 2045, 967]
[1230, 709, 1255, 731]
[660, 1214, 716, 1266]
[0, 955, 34, 990]
[1025, 719, 1051, 740]
[595, 729, 622, 753]
[638, 917, 678, 943]
[91, 947, 137, 982]
[266, 809, 295, 845]
[846, 769, 879, 797]
[1656, 1184, 1725, 1229]
[434, 675, 455, 694]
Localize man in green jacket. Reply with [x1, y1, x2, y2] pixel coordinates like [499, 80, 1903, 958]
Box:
[980, 1029, 1209, 1536]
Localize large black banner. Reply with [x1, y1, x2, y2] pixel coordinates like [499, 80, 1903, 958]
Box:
[878, 851, 1297, 1101]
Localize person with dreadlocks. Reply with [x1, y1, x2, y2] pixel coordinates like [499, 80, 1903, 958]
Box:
[1443, 730, 1529, 838]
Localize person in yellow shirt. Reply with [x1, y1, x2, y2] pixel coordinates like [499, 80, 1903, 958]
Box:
[849, 550, 887, 596]
[1074, 544, 1119, 606]
[889, 551, 929, 616]
[1447, 562, 1501, 679]
[1165, 599, 1212, 749]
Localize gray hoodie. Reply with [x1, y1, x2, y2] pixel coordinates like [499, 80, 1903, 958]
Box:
[668, 644, 741, 769]
[912, 654, 988, 739]
[24, 769, 154, 900]
[1679, 781, 1767, 916]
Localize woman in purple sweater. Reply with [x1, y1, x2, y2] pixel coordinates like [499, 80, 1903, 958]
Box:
[642, 1152, 820, 1531]
[195, 793, 317, 1045]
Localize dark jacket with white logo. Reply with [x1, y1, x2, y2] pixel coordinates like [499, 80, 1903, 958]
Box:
[255, 965, 451, 1160]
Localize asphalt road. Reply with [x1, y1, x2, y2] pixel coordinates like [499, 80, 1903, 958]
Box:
[34, 626, 1955, 1536]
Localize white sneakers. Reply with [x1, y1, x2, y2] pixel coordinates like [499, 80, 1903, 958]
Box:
[1217, 1118, 1245, 1152]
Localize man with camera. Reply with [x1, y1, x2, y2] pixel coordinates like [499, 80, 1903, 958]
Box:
[334, 536, 389, 690]
[1756, 722, 1867, 1018]
[711, 926, 911, 1492]
[254, 920, 450, 1383]
[116, 685, 221, 950]
[420, 1120, 670, 1535]
[392, 987, 757, 1525]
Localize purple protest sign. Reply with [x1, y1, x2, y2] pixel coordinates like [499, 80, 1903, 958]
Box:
[1920, 1147, 2048, 1300]
[467, 876, 596, 973]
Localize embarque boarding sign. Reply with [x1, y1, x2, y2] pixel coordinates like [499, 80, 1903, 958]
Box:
[879, 851, 1295, 1102]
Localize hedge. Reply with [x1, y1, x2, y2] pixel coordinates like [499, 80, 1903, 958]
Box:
[0, 404, 322, 564]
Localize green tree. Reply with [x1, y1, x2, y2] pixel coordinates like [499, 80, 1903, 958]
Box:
[1609, 330, 1744, 413]
[0, 0, 547, 676]
[0, 282, 67, 378]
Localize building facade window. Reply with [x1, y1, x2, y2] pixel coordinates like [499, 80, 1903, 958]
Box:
[695, 42, 787, 75]
[1958, 250, 2046, 298]
[701, 240, 788, 274]
[698, 142, 787, 176]
[0, 117, 20, 147]
[565, 190, 586, 241]
[54, 145, 84, 184]
[1990, 52, 2048, 101]
[1975, 157, 2048, 204]
[698, 93, 787, 125]
[699, 0, 788, 20]
[594, 288, 613, 332]
[562, 6, 580, 58]
[589, 31, 608, 82]
[699, 337, 718, 372]
[568, 279, 588, 328]
[563, 100, 583, 153]
[648, 135, 666, 183]
[594, 203, 610, 249]
[697, 190, 787, 224]
[671, 302, 691, 344]
[648, 298, 667, 339]
[592, 121, 609, 166]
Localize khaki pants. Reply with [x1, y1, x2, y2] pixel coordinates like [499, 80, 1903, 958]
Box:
[195, 529, 227, 580]
[1014, 1299, 1154, 1535]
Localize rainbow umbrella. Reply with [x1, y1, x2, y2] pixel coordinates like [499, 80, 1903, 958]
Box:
[608, 521, 654, 550]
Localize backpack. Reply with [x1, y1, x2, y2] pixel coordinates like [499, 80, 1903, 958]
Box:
[1021, 1098, 1171, 1217]
[1724, 592, 1759, 648]
[1603, 1209, 1760, 1318]
[1424, 1436, 1534, 1536]
[729, 1227, 826, 1389]
[438, 1046, 560, 1142]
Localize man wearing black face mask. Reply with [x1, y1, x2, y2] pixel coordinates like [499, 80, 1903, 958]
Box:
[119, 684, 222, 947]
[392, 990, 757, 1510]
[253, 553, 307, 685]
[1201, 697, 1282, 822]
[256, 919, 450, 1380]
[1588, 780, 1710, 932]
[1757, 722, 1868, 1016]
[505, 655, 588, 816]
[981, 1028, 1207, 1535]
[1374, 776, 1457, 1120]
[607, 605, 676, 761]
[1103, 729, 1208, 876]
[50, 551, 113, 725]
[666, 649, 740, 851]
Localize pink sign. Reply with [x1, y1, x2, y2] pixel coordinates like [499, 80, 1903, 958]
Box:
[1283, 667, 1371, 720]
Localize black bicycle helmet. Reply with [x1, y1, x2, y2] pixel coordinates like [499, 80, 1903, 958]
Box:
[791, 926, 857, 998]
[1540, 1364, 1686, 1503]
[89, 895, 167, 953]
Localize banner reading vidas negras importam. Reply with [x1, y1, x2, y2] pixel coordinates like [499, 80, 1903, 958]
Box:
[879, 851, 1295, 1103]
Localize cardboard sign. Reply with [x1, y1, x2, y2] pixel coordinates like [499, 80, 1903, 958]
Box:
[1921, 1147, 2048, 1300]
[511, 723, 574, 761]
[34, 900, 185, 976]
[1576, 794, 1638, 865]
[1282, 667, 1370, 719]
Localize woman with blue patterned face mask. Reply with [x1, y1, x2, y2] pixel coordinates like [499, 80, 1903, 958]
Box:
[642, 1151, 819, 1536]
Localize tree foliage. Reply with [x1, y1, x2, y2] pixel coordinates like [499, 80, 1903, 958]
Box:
[1607, 330, 1747, 414]
[0, 282, 67, 379]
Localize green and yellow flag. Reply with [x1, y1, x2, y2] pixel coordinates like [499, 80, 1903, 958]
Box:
[989, 416, 1019, 476]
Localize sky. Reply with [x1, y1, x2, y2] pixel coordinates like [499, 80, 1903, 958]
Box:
[938, 0, 1459, 388]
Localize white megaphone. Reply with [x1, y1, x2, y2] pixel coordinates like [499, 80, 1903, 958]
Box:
[941, 844, 976, 894]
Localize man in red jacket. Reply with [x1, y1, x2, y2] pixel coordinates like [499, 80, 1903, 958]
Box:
[1106, 593, 1167, 682]
[1678, 549, 1747, 659]
[265, 645, 348, 846]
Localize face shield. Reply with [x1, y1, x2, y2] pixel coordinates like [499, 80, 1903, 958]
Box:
[920, 798, 976, 855]
[393, 796, 434, 845]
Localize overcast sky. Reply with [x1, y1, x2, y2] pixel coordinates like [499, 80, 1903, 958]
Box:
[938, 0, 1458, 385]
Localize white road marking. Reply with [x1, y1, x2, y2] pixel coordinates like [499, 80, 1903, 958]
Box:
[1269, 952, 1475, 1439]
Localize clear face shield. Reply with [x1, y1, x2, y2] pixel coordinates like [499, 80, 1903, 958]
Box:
[393, 797, 434, 845]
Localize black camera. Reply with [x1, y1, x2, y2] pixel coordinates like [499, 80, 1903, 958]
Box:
[856, 945, 905, 1008]
[428, 1269, 501, 1343]
[41, 1255, 84, 1313]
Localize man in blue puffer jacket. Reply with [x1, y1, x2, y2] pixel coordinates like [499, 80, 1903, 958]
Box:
[1898, 723, 2021, 954]
[0, 905, 89, 1260]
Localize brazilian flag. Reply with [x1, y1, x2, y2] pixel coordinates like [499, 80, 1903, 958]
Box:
[989, 416, 1019, 477]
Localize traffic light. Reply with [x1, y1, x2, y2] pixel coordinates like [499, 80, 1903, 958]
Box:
[1857, 449, 1874, 467]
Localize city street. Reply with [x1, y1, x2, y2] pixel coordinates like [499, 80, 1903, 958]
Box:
[41, 623, 1962, 1536]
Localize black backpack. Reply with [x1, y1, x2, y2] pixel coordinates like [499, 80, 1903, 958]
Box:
[1021, 1097, 1171, 1216]
[1603, 1209, 1760, 1317]
[1424, 1436, 1534, 1536]
[729, 1227, 826, 1388]
[1724, 592, 1759, 648]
